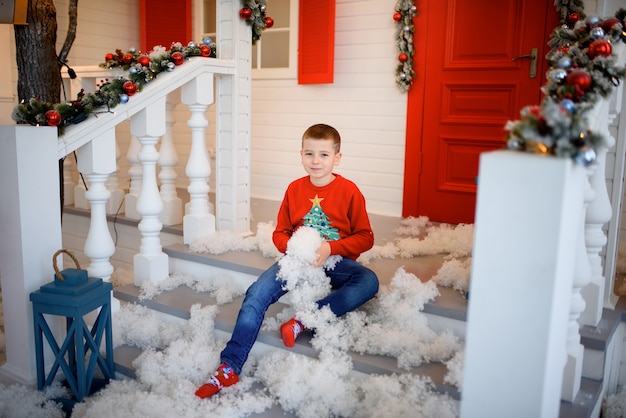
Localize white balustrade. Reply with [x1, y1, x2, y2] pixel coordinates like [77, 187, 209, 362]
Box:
[159, 93, 183, 226]
[562, 170, 594, 401]
[182, 73, 216, 244]
[130, 97, 169, 286]
[124, 135, 142, 220]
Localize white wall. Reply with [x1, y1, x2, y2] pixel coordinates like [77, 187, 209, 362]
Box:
[249, 0, 407, 217]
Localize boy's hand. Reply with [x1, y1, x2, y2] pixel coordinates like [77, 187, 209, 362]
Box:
[315, 242, 331, 268]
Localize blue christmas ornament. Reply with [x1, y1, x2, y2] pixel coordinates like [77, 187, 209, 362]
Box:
[550, 68, 568, 84]
[119, 94, 129, 104]
[560, 99, 575, 113]
[203, 37, 213, 46]
[129, 67, 138, 74]
[590, 27, 605, 40]
[188, 41, 196, 49]
[574, 146, 596, 167]
[557, 56, 572, 69]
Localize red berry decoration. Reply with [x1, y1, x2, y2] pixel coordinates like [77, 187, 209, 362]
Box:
[45, 109, 62, 127]
[105, 53, 114, 61]
[265, 16, 274, 28]
[122, 80, 137, 96]
[239, 7, 252, 20]
[122, 53, 133, 64]
[393, 12, 402, 22]
[588, 39, 612, 59]
[137, 55, 151, 67]
[566, 69, 592, 91]
[399, 53, 408, 63]
[171, 51, 184, 66]
[200, 44, 211, 57]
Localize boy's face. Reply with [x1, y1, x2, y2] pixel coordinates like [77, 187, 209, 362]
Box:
[300, 137, 342, 186]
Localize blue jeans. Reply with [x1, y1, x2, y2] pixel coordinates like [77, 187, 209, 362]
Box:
[220, 257, 379, 375]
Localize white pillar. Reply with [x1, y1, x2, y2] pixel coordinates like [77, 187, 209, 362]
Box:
[562, 170, 593, 401]
[130, 98, 169, 286]
[159, 94, 183, 226]
[0, 126, 63, 385]
[461, 151, 583, 418]
[182, 73, 216, 244]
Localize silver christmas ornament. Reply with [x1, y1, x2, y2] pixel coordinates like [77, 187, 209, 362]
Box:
[574, 146, 596, 166]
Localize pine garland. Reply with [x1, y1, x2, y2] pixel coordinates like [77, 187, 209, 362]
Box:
[240, 0, 273, 44]
[504, 9, 626, 165]
[12, 39, 216, 134]
[394, 0, 417, 93]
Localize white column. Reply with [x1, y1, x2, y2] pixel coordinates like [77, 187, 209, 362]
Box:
[216, 0, 252, 234]
[0, 126, 63, 385]
[124, 135, 142, 220]
[461, 151, 583, 418]
[182, 73, 215, 244]
[159, 94, 183, 226]
[562, 170, 594, 401]
[130, 98, 169, 286]
[105, 140, 125, 216]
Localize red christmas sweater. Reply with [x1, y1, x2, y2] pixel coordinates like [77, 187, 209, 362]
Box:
[272, 174, 374, 260]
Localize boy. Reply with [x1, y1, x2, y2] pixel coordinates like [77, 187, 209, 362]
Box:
[195, 123, 379, 398]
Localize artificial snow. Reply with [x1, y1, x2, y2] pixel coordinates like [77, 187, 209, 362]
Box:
[2, 215, 626, 417]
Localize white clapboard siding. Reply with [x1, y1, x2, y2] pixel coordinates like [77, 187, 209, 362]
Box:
[250, 0, 407, 216]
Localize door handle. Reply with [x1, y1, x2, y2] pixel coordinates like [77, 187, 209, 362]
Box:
[512, 48, 538, 78]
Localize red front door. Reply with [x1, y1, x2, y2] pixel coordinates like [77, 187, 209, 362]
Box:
[403, 0, 560, 224]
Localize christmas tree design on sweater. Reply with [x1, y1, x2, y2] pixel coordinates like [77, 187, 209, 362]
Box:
[303, 194, 340, 241]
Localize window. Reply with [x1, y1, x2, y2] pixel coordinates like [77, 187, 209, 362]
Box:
[200, 0, 298, 79]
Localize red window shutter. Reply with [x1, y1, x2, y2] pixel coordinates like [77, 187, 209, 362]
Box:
[298, 0, 335, 84]
[140, 0, 192, 52]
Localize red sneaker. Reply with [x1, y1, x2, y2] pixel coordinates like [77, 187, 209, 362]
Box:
[280, 318, 304, 348]
[195, 362, 239, 399]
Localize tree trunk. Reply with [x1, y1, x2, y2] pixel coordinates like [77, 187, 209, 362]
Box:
[14, 0, 60, 103]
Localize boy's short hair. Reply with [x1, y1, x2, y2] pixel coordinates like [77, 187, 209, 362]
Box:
[302, 123, 341, 153]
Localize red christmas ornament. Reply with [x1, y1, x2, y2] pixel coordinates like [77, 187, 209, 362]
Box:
[566, 69, 592, 91]
[122, 53, 133, 64]
[393, 12, 402, 22]
[200, 44, 211, 57]
[566, 12, 580, 27]
[171, 51, 184, 65]
[600, 17, 621, 32]
[265, 16, 274, 28]
[105, 53, 114, 62]
[398, 53, 408, 63]
[122, 80, 137, 96]
[45, 109, 62, 127]
[239, 7, 252, 20]
[588, 39, 612, 58]
[137, 55, 151, 67]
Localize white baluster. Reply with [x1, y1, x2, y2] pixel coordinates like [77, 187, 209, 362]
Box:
[62, 154, 76, 206]
[105, 140, 125, 216]
[73, 169, 89, 209]
[76, 128, 119, 311]
[561, 170, 594, 401]
[130, 97, 169, 286]
[182, 73, 215, 244]
[159, 94, 183, 226]
[581, 97, 613, 326]
[124, 135, 142, 220]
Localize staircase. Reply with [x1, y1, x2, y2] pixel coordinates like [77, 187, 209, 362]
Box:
[61, 203, 623, 417]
